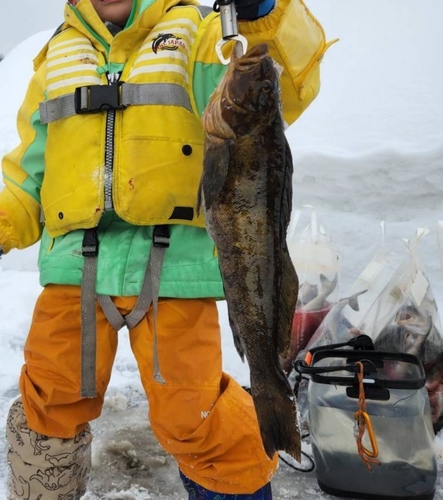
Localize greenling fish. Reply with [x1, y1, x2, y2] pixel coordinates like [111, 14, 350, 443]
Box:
[197, 42, 300, 460]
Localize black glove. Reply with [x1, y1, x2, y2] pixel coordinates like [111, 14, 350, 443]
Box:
[236, 0, 275, 19]
[216, 0, 275, 20]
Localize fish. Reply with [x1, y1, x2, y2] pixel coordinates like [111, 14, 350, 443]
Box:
[302, 273, 338, 312]
[297, 281, 319, 307]
[281, 274, 338, 374]
[425, 353, 443, 431]
[197, 42, 300, 460]
[304, 289, 367, 351]
[375, 303, 433, 357]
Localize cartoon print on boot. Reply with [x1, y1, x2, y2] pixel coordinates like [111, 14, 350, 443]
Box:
[7, 400, 50, 456]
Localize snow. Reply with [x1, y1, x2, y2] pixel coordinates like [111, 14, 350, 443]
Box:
[1, 1, 443, 498]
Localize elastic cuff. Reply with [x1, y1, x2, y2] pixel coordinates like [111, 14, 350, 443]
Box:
[0, 219, 18, 254]
[180, 471, 273, 499]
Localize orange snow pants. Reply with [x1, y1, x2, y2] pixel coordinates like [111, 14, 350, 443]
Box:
[19, 284, 277, 494]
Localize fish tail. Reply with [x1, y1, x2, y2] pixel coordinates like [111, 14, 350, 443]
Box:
[252, 375, 301, 461]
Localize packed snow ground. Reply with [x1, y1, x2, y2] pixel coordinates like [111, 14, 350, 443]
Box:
[1, 0, 443, 498]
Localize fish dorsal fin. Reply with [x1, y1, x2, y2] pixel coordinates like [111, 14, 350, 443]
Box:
[277, 252, 299, 357]
[280, 137, 294, 240]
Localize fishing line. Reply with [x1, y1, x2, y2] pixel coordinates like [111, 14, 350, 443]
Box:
[278, 434, 315, 473]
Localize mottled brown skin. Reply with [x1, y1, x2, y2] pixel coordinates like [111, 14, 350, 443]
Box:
[198, 43, 300, 460]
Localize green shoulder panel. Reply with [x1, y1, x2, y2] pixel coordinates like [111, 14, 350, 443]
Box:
[193, 62, 227, 117]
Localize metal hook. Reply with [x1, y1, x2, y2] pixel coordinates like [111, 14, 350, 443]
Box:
[216, 34, 248, 65]
[214, 0, 248, 65]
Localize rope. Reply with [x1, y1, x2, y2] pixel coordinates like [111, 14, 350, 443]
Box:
[354, 361, 381, 472]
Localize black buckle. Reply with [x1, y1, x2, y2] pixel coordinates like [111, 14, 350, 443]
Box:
[82, 228, 99, 257]
[75, 83, 126, 114]
[153, 225, 170, 248]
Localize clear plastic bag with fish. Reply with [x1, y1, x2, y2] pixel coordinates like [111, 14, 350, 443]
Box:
[303, 241, 404, 354]
[360, 228, 443, 432]
[296, 228, 443, 434]
[294, 336, 437, 500]
[282, 206, 341, 374]
[294, 233, 417, 430]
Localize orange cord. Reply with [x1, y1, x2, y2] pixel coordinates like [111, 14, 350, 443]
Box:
[354, 361, 381, 471]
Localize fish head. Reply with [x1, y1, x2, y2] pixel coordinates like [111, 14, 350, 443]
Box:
[226, 43, 280, 124]
[297, 281, 319, 306]
[395, 304, 432, 336]
[203, 43, 281, 139]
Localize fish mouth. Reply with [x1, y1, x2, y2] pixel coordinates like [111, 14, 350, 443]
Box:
[233, 43, 269, 73]
[221, 44, 270, 113]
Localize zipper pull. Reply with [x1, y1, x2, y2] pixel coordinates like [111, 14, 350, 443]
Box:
[107, 72, 122, 85]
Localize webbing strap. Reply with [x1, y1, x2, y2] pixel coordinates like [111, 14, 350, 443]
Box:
[39, 93, 80, 124]
[121, 83, 192, 110]
[96, 242, 167, 383]
[95, 294, 126, 331]
[80, 226, 169, 396]
[80, 228, 99, 398]
[39, 82, 193, 123]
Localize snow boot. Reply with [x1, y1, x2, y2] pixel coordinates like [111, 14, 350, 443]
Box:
[180, 471, 272, 499]
[6, 398, 92, 500]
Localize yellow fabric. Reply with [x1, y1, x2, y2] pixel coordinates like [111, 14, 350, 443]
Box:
[20, 285, 277, 493]
[0, 184, 41, 252]
[38, 5, 215, 235]
[0, 66, 45, 252]
[0, 0, 331, 246]
[194, 0, 336, 124]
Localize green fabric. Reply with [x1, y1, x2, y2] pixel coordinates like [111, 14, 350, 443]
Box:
[38, 212, 224, 299]
[97, 62, 126, 75]
[3, 110, 46, 204]
[20, 110, 47, 204]
[193, 61, 228, 117]
[137, 0, 158, 17]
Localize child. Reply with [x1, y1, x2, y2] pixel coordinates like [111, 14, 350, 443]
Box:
[1, 0, 330, 498]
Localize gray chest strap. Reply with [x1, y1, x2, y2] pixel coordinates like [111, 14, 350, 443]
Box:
[80, 226, 169, 398]
[39, 82, 193, 124]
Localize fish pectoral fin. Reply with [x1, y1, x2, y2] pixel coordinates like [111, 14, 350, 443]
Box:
[228, 314, 245, 361]
[200, 137, 231, 210]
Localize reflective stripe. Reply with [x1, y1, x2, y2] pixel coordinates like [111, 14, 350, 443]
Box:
[39, 82, 193, 123]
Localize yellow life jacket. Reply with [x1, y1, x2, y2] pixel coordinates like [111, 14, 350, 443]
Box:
[38, 2, 215, 237]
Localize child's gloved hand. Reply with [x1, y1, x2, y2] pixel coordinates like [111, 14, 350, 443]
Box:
[234, 0, 275, 19]
[0, 219, 18, 255]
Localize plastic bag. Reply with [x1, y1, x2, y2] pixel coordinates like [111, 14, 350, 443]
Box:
[294, 236, 403, 430]
[282, 206, 341, 374]
[304, 241, 403, 354]
[297, 227, 443, 433]
[357, 228, 443, 433]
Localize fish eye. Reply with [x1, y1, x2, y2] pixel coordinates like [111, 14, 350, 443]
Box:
[261, 80, 273, 93]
